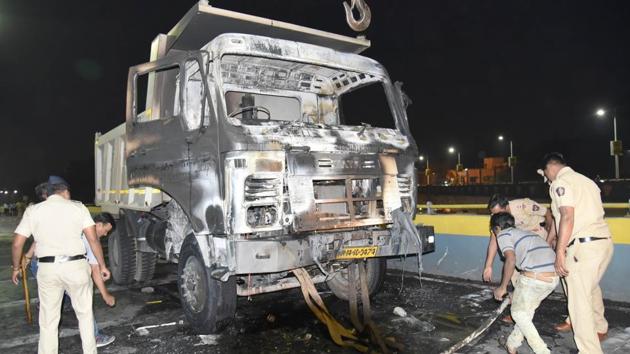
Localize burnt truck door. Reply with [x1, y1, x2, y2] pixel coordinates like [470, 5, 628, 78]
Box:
[125, 52, 223, 233]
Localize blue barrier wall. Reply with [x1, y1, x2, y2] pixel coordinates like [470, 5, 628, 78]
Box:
[389, 233, 630, 303]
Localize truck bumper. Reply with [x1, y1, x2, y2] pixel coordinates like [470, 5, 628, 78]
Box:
[223, 225, 435, 275]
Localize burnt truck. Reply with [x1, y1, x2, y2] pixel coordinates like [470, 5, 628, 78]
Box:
[95, 1, 434, 333]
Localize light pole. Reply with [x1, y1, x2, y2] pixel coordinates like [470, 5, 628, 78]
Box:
[596, 108, 622, 179]
[448, 146, 463, 185]
[498, 135, 515, 184]
[419, 155, 431, 186]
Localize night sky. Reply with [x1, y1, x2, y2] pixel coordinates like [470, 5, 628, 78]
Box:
[1, 0, 629, 201]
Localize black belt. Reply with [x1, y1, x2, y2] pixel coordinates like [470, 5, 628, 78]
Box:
[38, 255, 85, 263]
[567, 237, 609, 248]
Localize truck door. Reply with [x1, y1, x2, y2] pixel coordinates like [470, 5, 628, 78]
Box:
[125, 52, 221, 232]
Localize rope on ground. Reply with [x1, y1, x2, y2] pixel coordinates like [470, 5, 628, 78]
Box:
[440, 296, 511, 354]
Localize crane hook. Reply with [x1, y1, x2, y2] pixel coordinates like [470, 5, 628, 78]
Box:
[343, 0, 371, 32]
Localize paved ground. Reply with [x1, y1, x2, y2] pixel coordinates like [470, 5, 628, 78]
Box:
[2, 215, 630, 353]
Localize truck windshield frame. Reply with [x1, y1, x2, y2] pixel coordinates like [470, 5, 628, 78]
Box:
[217, 54, 404, 132]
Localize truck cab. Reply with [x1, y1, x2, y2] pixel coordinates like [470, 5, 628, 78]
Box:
[95, 1, 434, 333]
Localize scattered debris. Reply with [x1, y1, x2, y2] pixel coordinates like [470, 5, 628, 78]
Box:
[393, 306, 408, 317]
[134, 321, 181, 336]
[392, 315, 436, 332]
[136, 328, 150, 336]
[303, 333, 312, 341]
[140, 287, 154, 293]
[145, 300, 162, 305]
[195, 334, 221, 346]
[266, 313, 276, 323]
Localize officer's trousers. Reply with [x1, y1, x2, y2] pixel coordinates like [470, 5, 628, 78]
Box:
[37, 259, 96, 354]
[565, 238, 613, 354]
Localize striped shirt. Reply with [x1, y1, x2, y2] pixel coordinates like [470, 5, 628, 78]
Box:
[496, 227, 556, 273]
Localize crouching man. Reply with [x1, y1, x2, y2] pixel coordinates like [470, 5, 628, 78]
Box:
[491, 212, 559, 354]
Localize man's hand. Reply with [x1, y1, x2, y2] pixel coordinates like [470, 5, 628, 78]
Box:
[102, 292, 116, 307]
[100, 266, 111, 281]
[482, 267, 493, 282]
[12, 269, 21, 285]
[493, 286, 508, 301]
[555, 251, 569, 277]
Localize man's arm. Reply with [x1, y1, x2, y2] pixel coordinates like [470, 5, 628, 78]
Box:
[555, 206, 574, 277]
[90, 264, 116, 306]
[483, 233, 498, 282]
[494, 250, 516, 300]
[11, 235, 28, 285]
[83, 226, 111, 281]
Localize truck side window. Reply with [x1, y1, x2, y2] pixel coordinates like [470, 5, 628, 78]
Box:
[178, 60, 207, 131]
[135, 65, 181, 122]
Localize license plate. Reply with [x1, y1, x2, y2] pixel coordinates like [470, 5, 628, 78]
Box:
[336, 246, 378, 259]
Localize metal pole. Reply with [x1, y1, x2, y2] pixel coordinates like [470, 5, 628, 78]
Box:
[457, 153, 461, 185]
[510, 140, 514, 184]
[613, 115, 620, 179]
[426, 157, 430, 186]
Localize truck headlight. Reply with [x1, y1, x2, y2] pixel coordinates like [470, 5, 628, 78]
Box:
[247, 205, 278, 227]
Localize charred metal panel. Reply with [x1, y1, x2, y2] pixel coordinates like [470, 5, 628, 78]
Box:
[286, 152, 402, 232]
[224, 151, 285, 235]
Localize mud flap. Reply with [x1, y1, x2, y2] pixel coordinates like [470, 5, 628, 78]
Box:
[391, 208, 425, 279]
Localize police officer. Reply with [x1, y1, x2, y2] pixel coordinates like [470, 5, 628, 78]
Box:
[11, 176, 110, 354]
[542, 153, 613, 354]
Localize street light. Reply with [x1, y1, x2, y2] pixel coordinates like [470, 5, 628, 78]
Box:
[13, 190, 18, 194]
[498, 135, 515, 184]
[596, 108, 622, 179]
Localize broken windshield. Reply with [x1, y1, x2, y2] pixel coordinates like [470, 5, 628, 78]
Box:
[220, 54, 398, 130]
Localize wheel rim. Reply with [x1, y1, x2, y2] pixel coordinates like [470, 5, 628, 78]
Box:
[181, 255, 207, 313]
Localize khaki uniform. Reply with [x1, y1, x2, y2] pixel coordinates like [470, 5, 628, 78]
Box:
[15, 195, 97, 354]
[509, 198, 548, 240]
[550, 166, 613, 354]
[506, 198, 549, 286]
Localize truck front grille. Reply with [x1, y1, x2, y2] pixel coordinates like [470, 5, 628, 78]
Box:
[313, 177, 384, 221]
[397, 175, 412, 195]
[244, 176, 281, 201]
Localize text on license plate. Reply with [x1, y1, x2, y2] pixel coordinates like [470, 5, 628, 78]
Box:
[337, 246, 378, 259]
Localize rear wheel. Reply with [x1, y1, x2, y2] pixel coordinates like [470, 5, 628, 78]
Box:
[177, 235, 236, 334]
[134, 251, 157, 282]
[108, 222, 136, 285]
[326, 258, 387, 301]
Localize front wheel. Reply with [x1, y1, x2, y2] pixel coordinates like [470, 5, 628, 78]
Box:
[177, 235, 236, 334]
[326, 258, 387, 301]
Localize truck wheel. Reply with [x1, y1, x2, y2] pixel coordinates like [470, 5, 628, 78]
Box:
[326, 258, 387, 301]
[108, 223, 136, 285]
[134, 252, 157, 282]
[177, 235, 236, 334]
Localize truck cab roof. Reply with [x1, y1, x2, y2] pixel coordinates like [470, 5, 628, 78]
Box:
[205, 33, 387, 79]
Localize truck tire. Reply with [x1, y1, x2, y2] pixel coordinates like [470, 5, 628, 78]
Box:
[108, 223, 136, 285]
[134, 252, 157, 283]
[177, 235, 236, 334]
[326, 258, 387, 301]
